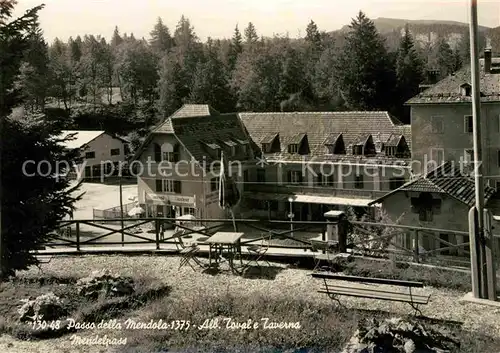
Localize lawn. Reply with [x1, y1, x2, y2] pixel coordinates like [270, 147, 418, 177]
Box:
[0, 255, 498, 353]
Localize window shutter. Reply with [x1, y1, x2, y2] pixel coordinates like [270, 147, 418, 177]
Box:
[155, 179, 162, 192]
[173, 144, 180, 162]
[154, 143, 161, 162]
[174, 180, 181, 194]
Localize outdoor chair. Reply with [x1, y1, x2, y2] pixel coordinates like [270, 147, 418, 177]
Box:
[175, 230, 204, 270]
[311, 239, 337, 272]
[244, 232, 272, 271]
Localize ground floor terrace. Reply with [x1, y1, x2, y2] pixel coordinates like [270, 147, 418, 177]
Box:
[3, 255, 499, 352]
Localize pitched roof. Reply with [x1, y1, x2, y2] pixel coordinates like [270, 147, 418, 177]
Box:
[171, 113, 253, 164]
[170, 104, 220, 119]
[238, 111, 411, 164]
[59, 130, 105, 149]
[407, 58, 500, 104]
[369, 161, 497, 207]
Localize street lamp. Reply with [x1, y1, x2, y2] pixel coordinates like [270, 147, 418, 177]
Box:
[288, 196, 295, 239]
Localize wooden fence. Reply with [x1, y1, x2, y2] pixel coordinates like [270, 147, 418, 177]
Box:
[43, 217, 499, 269]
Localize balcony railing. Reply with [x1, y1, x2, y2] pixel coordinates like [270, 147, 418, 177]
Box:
[244, 182, 388, 199]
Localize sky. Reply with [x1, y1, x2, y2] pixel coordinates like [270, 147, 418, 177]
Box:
[14, 0, 500, 43]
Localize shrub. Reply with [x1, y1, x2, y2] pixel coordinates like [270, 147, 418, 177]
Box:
[18, 292, 67, 322]
[76, 270, 134, 299]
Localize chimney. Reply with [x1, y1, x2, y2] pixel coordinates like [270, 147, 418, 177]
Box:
[484, 38, 492, 73]
[484, 48, 492, 73]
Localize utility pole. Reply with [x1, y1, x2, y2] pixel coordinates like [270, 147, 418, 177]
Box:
[469, 0, 488, 299]
[119, 176, 124, 247]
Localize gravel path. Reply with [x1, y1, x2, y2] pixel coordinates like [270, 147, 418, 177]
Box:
[1, 255, 499, 353]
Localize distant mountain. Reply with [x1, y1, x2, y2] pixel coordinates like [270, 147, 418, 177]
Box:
[487, 26, 500, 53]
[332, 17, 493, 52]
[340, 17, 491, 34]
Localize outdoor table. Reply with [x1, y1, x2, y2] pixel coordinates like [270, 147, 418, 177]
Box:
[205, 232, 244, 273]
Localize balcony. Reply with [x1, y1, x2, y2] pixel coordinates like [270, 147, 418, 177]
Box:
[244, 182, 388, 200]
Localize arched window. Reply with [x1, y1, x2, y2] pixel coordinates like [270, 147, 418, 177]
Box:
[160, 143, 176, 162]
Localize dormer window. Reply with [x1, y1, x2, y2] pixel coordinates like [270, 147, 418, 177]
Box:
[287, 133, 309, 155]
[460, 83, 472, 96]
[261, 133, 280, 154]
[384, 134, 410, 158]
[324, 134, 345, 155]
[288, 144, 299, 154]
[200, 141, 222, 159]
[220, 139, 238, 157]
[352, 135, 375, 156]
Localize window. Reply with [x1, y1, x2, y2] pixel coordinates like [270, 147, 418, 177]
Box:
[240, 144, 248, 154]
[385, 146, 397, 156]
[216, 148, 222, 159]
[230, 146, 236, 156]
[289, 171, 302, 184]
[460, 84, 472, 96]
[464, 115, 473, 133]
[261, 143, 269, 153]
[184, 207, 195, 216]
[464, 149, 474, 163]
[110, 148, 120, 156]
[210, 177, 220, 192]
[354, 174, 364, 189]
[353, 145, 363, 155]
[257, 169, 266, 183]
[162, 151, 174, 162]
[411, 193, 441, 222]
[389, 177, 405, 190]
[155, 179, 181, 193]
[430, 148, 444, 164]
[85, 151, 95, 159]
[431, 116, 444, 133]
[288, 144, 298, 154]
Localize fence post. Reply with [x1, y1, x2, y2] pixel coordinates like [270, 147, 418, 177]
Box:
[155, 219, 160, 250]
[413, 230, 419, 263]
[76, 222, 80, 252]
[324, 211, 347, 253]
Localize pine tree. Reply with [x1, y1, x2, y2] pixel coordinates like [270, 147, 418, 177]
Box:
[111, 26, 123, 47]
[434, 37, 454, 78]
[456, 33, 470, 67]
[305, 20, 322, 51]
[157, 53, 183, 117]
[336, 11, 396, 111]
[244, 22, 258, 46]
[395, 25, 424, 116]
[15, 27, 50, 112]
[188, 39, 234, 112]
[1, 0, 82, 277]
[227, 25, 243, 71]
[149, 17, 172, 54]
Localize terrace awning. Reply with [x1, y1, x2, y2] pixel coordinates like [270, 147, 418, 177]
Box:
[292, 194, 375, 207]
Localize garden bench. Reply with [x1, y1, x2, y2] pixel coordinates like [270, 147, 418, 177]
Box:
[311, 273, 430, 316]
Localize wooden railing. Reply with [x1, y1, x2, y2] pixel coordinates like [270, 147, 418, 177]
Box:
[41, 217, 500, 269]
